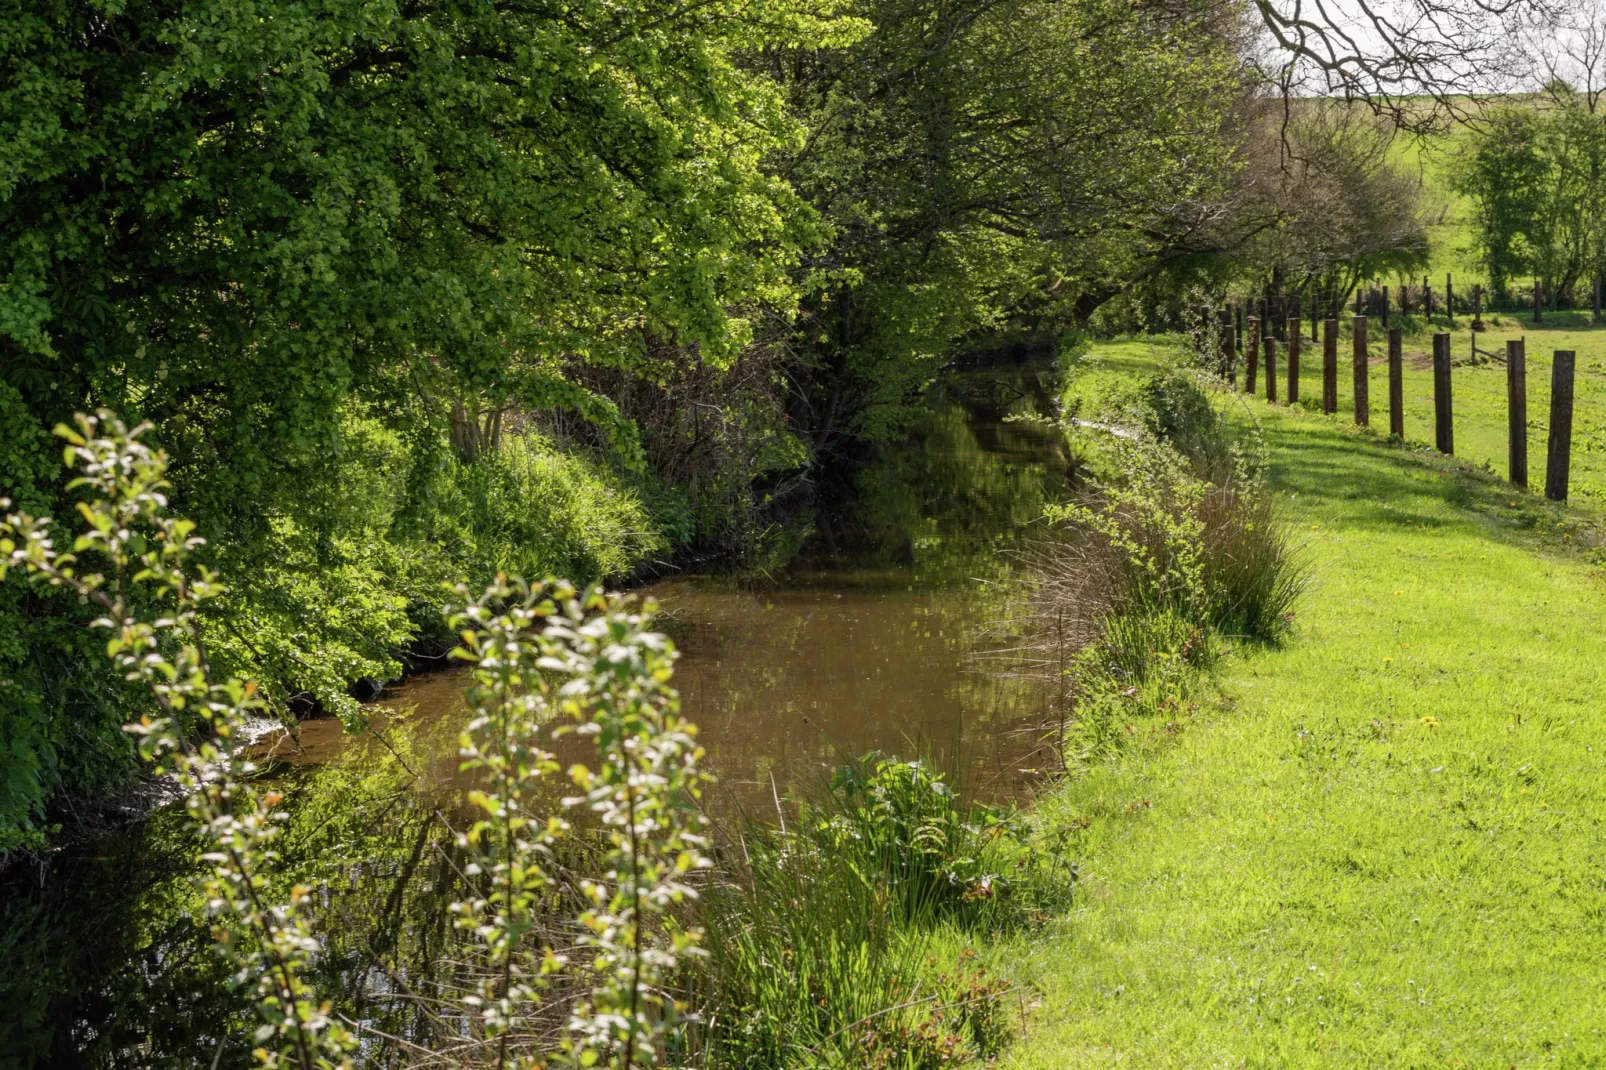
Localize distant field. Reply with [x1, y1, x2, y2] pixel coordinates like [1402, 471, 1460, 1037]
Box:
[1383, 96, 1568, 301]
[1388, 122, 1482, 284]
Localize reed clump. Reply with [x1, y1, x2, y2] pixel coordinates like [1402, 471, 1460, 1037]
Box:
[686, 755, 1072, 1068]
[1019, 366, 1306, 767]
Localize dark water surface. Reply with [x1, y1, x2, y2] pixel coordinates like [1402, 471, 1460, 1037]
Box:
[0, 354, 1074, 1067]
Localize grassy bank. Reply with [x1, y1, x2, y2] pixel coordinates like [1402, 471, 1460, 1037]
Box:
[999, 339, 1606, 1063]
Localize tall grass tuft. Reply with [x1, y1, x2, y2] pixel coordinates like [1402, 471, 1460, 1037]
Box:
[1199, 482, 1307, 641]
[1008, 363, 1306, 767]
[688, 757, 1068, 1068]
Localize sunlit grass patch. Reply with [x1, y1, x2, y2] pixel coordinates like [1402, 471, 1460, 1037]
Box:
[996, 341, 1606, 1066]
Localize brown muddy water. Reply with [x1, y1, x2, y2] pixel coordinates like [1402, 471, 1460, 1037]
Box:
[0, 353, 1076, 1067]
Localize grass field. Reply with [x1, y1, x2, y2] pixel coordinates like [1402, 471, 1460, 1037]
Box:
[1371, 105, 1565, 304]
[1268, 314, 1606, 507]
[1391, 124, 1478, 283]
[997, 339, 1606, 1065]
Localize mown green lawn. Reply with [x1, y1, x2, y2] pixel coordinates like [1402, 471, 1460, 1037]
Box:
[1274, 315, 1606, 507]
[1000, 340, 1606, 1066]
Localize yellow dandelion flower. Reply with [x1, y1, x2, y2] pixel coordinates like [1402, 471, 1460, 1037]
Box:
[1421, 716, 1439, 728]
[1383, 656, 1394, 664]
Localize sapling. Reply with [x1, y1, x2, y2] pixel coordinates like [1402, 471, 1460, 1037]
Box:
[3, 413, 716, 1068]
[447, 579, 714, 1068]
[0, 412, 354, 1070]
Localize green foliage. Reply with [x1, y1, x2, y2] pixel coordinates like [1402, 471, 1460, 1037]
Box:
[0, 414, 356, 1069]
[0, 403, 672, 844]
[0, 382, 127, 848]
[1137, 372, 1242, 483]
[433, 434, 667, 587]
[1061, 360, 1246, 477]
[0, 0, 854, 394]
[0, 0, 860, 837]
[695, 757, 1061, 1067]
[0, 0, 1262, 841]
[443, 577, 716, 1067]
[1, 410, 726, 1067]
[1048, 440, 1212, 627]
[820, 757, 1048, 926]
[1456, 102, 1606, 303]
[1198, 483, 1306, 641]
[779, 0, 1243, 445]
[1058, 356, 1293, 636]
[1025, 349, 1304, 776]
[1455, 108, 1554, 298]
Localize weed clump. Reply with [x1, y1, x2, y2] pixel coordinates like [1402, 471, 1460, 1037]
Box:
[691, 756, 1069, 1067]
[1025, 365, 1305, 767]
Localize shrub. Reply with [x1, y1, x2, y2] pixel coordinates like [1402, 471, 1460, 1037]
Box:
[1, 414, 357, 1068]
[1017, 369, 1305, 770]
[0, 409, 676, 848]
[1198, 483, 1306, 641]
[445, 577, 712, 1068]
[1137, 371, 1239, 484]
[1, 411, 729, 1068]
[430, 432, 667, 585]
[818, 757, 1044, 925]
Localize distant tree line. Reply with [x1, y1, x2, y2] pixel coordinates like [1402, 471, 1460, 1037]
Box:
[1457, 87, 1606, 309]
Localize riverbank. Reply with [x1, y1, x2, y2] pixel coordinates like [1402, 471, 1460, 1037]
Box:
[0, 352, 1076, 1065]
[1000, 340, 1606, 1063]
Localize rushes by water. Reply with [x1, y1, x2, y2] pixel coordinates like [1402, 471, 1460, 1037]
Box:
[1002, 363, 1308, 768]
[687, 756, 1072, 1068]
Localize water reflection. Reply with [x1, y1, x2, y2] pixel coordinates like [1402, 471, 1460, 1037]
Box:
[0, 351, 1074, 1067]
[659, 354, 1074, 806]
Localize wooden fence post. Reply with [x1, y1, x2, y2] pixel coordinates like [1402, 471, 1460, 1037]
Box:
[1287, 318, 1301, 405]
[1235, 304, 1244, 352]
[1546, 350, 1576, 502]
[1322, 318, 1338, 414]
[1246, 316, 1260, 394]
[1446, 273, 1455, 327]
[1424, 275, 1433, 318]
[1382, 285, 1391, 329]
[1265, 335, 1278, 402]
[1388, 327, 1404, 437]
[1352, 314, 1370, 426]
[1432, 333, 1453, 454]
[1218, 307, 1236, 385]
[1472, 284, 1485, 331]
[1507, 338, 1527, 489]
[1534, 278, 1543, 324]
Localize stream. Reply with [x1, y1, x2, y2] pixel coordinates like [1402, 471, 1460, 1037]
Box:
[0, 351, 1075, 1068]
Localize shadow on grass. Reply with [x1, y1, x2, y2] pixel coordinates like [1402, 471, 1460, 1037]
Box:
[1245, 406, 1598, 559]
